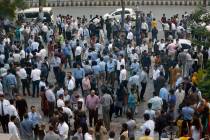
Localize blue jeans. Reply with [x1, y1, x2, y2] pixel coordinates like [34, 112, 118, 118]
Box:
[32, 80, 40, 97]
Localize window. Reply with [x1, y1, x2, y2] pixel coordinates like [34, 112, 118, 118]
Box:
[24, 12, 39, 19]
[125, 10, 131, 14]
[112, 11, 122, 16]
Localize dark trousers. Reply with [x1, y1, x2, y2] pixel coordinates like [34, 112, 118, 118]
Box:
[0, 115, 9, 133]
[48, 101, 55, 118]
[32, 80, 40, 97]
[140, 82, 147, 100]
[107, 72, 115, 87]
[34, 124, 39, 140]
[53, 67, 59, 82]
[107, 31, 111, 41]
[75, 78, 83, 91]
[116, 70, 120, 84]
[65, 55, 71, 68]
[115, 106, 122, 116]
[162, 99, 168, 112]
[21, 79, 30, 96]
[88, 109, 98, 127]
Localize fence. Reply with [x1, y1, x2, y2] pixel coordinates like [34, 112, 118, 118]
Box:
[25, 0, 208, 7]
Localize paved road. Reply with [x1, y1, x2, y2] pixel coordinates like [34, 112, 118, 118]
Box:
[22, 6, 198, 139]
[2, 5, 206, 139]
[52, 5, 197, 19]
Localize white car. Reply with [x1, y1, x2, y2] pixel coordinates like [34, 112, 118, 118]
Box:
[103, 8, 136, 21]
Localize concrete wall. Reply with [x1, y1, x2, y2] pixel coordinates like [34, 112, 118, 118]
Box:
[26, 0, 208, 7]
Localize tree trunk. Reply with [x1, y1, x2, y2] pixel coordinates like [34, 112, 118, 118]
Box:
[203, 0, 207, 7]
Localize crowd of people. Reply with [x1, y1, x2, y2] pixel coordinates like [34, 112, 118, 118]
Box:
[0, 7, 209, 140]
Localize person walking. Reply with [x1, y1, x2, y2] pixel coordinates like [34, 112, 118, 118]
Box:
[20, 114, 34, 140]
[95, 119, 108, 140]
[140, 67, 148, 102]
[100, 88, 113, 130]
[86, 90, 100, 127]
[45, 84, 56, 118]
[4, 69, 17, 99]
[57, 116, 69, 140]
[44, 125, 60, 140]
[28, 106, 42, 140]
[73, 63, 85, 91]
[31, 64, 41, 97]
[15, 94, 28, 121]
[18, 64, 30, 96]
[0, 92, 10, 133]
[8, 115, 20, 140]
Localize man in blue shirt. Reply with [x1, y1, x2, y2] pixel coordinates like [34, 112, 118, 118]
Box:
[28, 106, 42, 140]
[63, 41, 72, 68]
[4, 69, 17, 99]
[182, 103, 195, 121]
[159, 85, 169, 112]
[20, 114, 34, 140]
[73, 63, 85, 91]
[106, 55, 116, 87]
[130, 59, 140, 74]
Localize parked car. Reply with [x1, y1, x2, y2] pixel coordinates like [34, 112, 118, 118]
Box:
[16, 7, 54, 23]
[103, 8, 136, 20]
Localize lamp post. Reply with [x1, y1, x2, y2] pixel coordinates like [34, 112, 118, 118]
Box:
[135, 6, 142, 46]
[121, 0, 125, 31]
[203, 0, 207, 7]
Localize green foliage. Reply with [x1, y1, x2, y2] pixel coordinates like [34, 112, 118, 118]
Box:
[0, 0, 27, 19]
[190, 6, 210, 48]
[198, 61, 210, 100]
[191, 6, 207, 23]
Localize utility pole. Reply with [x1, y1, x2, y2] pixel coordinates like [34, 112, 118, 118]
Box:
[121, 0, 125, 31]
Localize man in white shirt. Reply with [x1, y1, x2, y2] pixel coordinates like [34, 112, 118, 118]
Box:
[58, 116, 69, 140]
[66, 74, 75, 95]
[116, 55, 125, 83]
[31, 40, 39, 52]
[119, 65, 127, 84]
[140, 113, 155, 137]
[8, 115, 20, 139]
[13, 50, 21, 63]
[57, 95, 65, 108]
[8, 100, 19, 120]
[75, 45, 82, 62]
[148, 92, 163, 111]
[152, 66, 160, 93]
[158, 39, 165, 51]
[127, 30, 133, 41]
[141, 21, 148, 33]
[84, 127, 94, 140]
[31, 64, 41, 97]
[17, 64, 30, 96]
[144, 103, 155, 120]
[175, 86, 185, 111]
[0, 92, 10, 133]
[36, 46, 47, 61]
[140, 41, 149, 53]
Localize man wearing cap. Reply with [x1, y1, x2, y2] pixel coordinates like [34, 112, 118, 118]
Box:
[0, 92, 10, 133]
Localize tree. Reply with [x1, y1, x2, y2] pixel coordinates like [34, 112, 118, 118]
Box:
[0, 0, 27, 19]
[189, 6, 210, 48]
